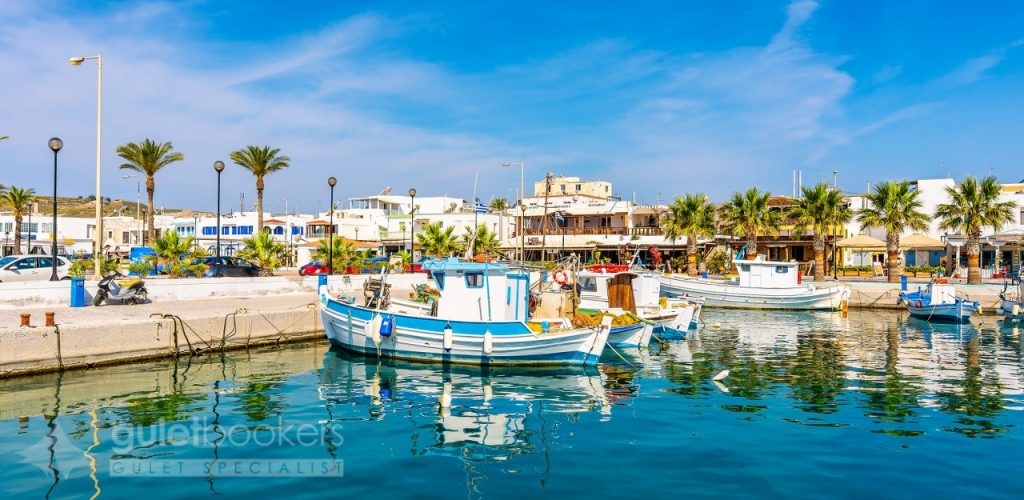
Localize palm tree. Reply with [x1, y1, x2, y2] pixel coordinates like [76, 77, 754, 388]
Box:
[935, 175, 1016, 284]
[313, 236, 356, 273]
[856, 180, 930, 283]
[462, 225, 501, 258]
[1, 186, 35, 254]
[417, 222, 462, 257]
[116, 139, 185, 244]
[719, 187, 782, 261]
[150, 230, 207, 278]
[488, 198, 510, 212]
[661, 194, 717, 276]
[788, 182, 852, 281]
[237, 231, 288, 276]
[230, 146, 291, 233]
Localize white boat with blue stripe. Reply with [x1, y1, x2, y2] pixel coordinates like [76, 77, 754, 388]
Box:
[319, 258, 610, 366]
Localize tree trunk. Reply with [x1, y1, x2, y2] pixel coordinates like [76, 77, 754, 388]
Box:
[686, 235, 697, 276]
[146, 179, 156, 246]
[886, 234, 900, 283]
[13, 214, 22, 254]
[813, 235, 825, 281]
[746, 234, 758, 260]
[965, 236, 981, 284]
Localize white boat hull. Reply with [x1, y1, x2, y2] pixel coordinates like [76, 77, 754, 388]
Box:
[659, 275, 850, 311]
[320, 293, 609, 366]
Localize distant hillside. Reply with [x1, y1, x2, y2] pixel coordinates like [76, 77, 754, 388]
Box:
[0, 195, 203, 218]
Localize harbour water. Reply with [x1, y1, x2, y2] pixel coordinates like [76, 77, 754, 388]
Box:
[2, 309, 1022, 498]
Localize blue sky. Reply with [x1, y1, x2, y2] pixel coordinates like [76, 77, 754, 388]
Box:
[1, 0, 1022, 213]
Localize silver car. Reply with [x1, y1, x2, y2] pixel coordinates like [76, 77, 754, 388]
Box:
[0, 255, 71, 282]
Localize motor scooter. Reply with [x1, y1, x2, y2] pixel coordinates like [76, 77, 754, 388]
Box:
[94, 273, 149, 305]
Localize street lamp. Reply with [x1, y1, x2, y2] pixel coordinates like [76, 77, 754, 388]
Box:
[408, 188, 417, 264]
[214, 161, 224, 259]
[48, 137, 62, 281]
[328, 177, 337, 274]
[502, 161, 525, 261]
[541, 172, 553, 263]
[26, 201, 35, 254]
[122, 173, 141, 244]
[832, 170, 839, 280]
[69, 54, 103, 277]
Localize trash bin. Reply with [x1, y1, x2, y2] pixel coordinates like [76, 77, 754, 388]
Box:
[70, 277, 86, 307]
[899, 274, 908, 291]
[318, 273, 328, 290]
[701, 271, 708, 279]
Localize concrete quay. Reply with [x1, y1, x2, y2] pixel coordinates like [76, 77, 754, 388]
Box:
[0, 274, 1011, 379]
[0, 273, 431, 378]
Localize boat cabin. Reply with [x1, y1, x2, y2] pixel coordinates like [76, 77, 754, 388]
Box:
[734, 257, 803, 288]
[421, 257, 531, 322]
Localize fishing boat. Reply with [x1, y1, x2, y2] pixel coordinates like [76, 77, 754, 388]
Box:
[900, 280, 978, 323]
[319, 257, 611, 366]
[997, 280, 1024, 322]
[658, 256, 850, 311]
[576, 268, 698, 345]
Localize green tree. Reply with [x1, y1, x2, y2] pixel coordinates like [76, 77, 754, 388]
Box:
[417, 222, 461, 258]
[935, 175, 1016, 284]
[1, 186, 35, 254]
[236, 231, 288, 276]
[313, 236, 356, 274]
[719, 187, 782, 261]
[788, 182, 852, 281]
[661, 193, 717, 276]
[116, 139, 185, 244]
[857, 181, 930, 283]
[230, 146, 291, 233]
[150, 230, 208, 278]
[462, 225, 501, 258]
[488, 198, 509, 212]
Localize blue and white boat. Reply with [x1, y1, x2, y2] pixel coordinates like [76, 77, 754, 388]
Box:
[575, 268, 697, 347]
[899, 281, 978, 323]
[319, 258, 610, 366]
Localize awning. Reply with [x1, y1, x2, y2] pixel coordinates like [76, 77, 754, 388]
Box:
[900, 233, 945, 249]
[836, 234, 885, 249]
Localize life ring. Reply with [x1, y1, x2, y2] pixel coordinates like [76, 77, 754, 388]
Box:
[553, 270, 569, 286]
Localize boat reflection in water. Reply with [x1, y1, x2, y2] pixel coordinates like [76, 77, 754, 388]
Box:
[318, 349, 625, 463]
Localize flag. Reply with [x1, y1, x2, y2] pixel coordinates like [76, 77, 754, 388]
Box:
[554, 211, 565, 224]
[474, 198, 488, 214]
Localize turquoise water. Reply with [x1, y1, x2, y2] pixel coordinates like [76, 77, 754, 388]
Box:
[2, 309, 1023, 498]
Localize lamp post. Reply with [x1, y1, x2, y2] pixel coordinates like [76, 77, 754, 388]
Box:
[122, 173, 141, 244]
[502, 161, 525, 261]
[68, 54, 103, 277]
[48, 137, 62, 281]
[832, 170, 839, 280]
[408, 188, 417, 264]
[328, 177, 337, 274]
[541, 172, 553, 263]
[214, 161, 224, 259]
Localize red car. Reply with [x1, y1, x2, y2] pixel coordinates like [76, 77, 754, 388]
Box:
[299, 261, 330, 276]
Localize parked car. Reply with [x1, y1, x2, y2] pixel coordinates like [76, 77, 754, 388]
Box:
[202, 256, 260, 277]
[299, 261, 330, 276]
[0, 255, 71, 282]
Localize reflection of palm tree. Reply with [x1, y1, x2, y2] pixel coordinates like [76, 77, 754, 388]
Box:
[938, 335, 1006, 437]
[238, 377, 285, 422]
[862, 325, 924, 429]
[788, 334, 845, 413]
[123, 392, 208, 426]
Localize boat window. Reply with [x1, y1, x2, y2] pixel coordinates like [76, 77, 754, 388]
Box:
[775, 266, 789, 273]
[740, 264, 750, 272]
[465, 272, 484, 288]
[578, 277, 597, 292]
[433, 272, 446, 291]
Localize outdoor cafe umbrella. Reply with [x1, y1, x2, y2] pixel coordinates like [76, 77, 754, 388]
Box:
[899, 233, 945, 249]
[836, 234, 886, 249]
[836, 234, 885, 268]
